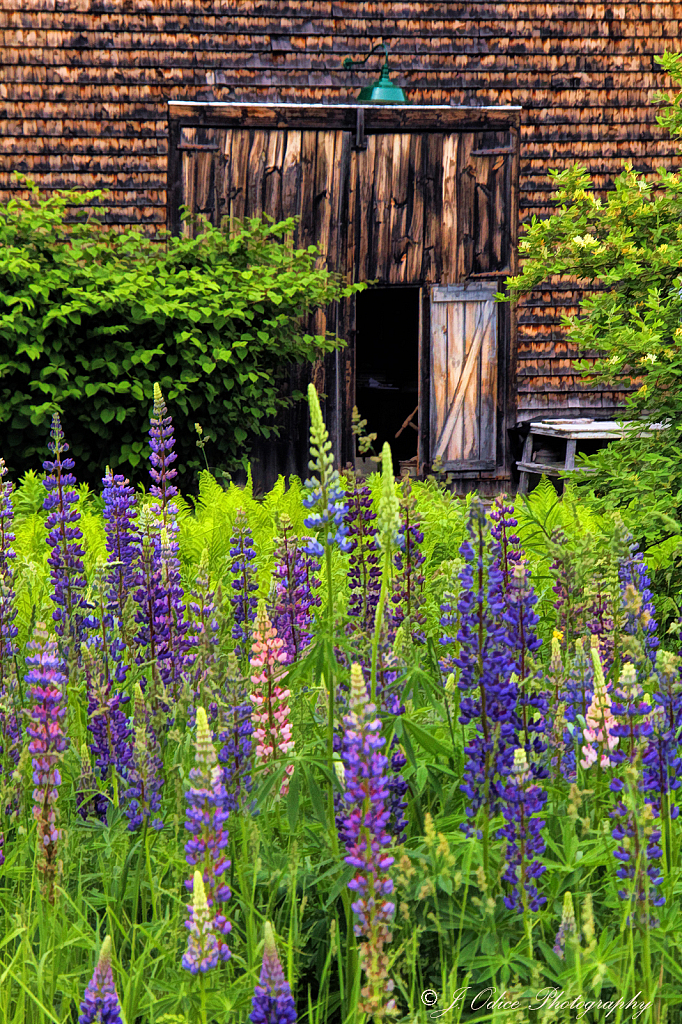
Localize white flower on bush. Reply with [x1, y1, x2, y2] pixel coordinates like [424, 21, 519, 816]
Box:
[572, 234, 599, 247]
[640, 353, 658, 365]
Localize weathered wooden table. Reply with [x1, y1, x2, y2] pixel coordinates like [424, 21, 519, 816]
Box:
[516, 419, 628, 494]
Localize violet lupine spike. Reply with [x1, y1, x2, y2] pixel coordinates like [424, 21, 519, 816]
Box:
[345, 480, 382, 635]
[148, 382, 179, 523]
[182, 870, 220, 975]
[497, 747, 547, 913]
[619, 539, 659, 665]
[229, 508, 259, 657]
[25, 629, 69, 900]
[184, 706, 232, 962]
[42, 413, 95, 646]
[131, 506, 165, 669]
[390, 475, 427, 643]
[270, 516, 321, 664]
[501, 561, 548, 765]
[122, 685, 164, 832]
[610, 764, 665, 927]
[78, 937, 123, 1024]
[452, 501, 518, 823]
[219, 657, 254, 814]
[337, 663, 397, 1020]
[249, 601, 295, 796]
[553, 891, 580, 960]
[85, 648, 133, 783]
[250, 920, 297, 1024]
[157, 525, 195, 702]
[609, 661, 654, 768]
[642, 650, 682, 820]
[0, 458, 18, 671]
[560, 637, 594, 778]
[488, 494, 524, 595]
[102, 467, 139, 623]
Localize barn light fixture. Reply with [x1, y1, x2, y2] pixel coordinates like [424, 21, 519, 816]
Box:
[342, 43, 408, 104]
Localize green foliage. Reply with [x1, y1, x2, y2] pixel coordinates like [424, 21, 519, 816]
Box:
[0, 179, 363, 487]
[496, 49, 682, 553]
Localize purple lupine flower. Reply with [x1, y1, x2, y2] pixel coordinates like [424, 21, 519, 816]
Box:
[619, 539, 659, 665]
[102, 468, 139, 623]
[390, 475, 426, 643]
[498, 747, 547, 912]
[42, 413, 94, 646]
[85, 650, 133, 783]
[219, 674, 254, 814]
[560, 637, 595, 779]
[132, 506, 165, 668]
[76, 743, 108, 823]
[250, 921, 297, 1024]
[79, 937, 123, 1024]
[345, 479, 382, 635]
[553, 892, 580, 959]
[500, 561, 548, 764]
[148, 382, 179, 523]
[641, 650, 682, 819]
[182, 870, 220, 975]
[609, 661, 654, 766]
[337, 662, 397, 1018]
[0, 458, 18, 671]
[25, 631, 69, 899]
[488, 495, 524, 593]
[303, 384, 352, 558]
[610, 765, 665, 926]
[271, 516, 321, 663]
[184, 706, 232, 961]
[122, 685, 164, 832]
[229, 508, 259, 656]
[586, 580, 615, 674]
[453, 501, 518, 822]
[157, 525, 195, 702]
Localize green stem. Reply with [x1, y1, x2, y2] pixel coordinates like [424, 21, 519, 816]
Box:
[370, 551, 390, 706]
[200, 971, 208, 1024]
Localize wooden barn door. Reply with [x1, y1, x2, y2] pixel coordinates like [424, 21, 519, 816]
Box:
[429, 282, 498, 471]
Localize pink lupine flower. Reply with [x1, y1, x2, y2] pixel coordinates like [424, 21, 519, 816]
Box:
[249, 600, 295, 795]
[580, 645, 618, 770]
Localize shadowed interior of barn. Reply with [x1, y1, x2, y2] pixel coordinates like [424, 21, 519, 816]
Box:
[4, 2, 682, 491]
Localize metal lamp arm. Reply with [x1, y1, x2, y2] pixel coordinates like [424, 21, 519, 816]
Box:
[342, 42, 390, 72]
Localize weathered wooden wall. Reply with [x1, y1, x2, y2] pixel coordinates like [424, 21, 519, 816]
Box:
[4, 0, 682, 420]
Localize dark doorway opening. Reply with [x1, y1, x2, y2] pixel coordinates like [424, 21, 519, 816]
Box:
[355, 287, 420, 475]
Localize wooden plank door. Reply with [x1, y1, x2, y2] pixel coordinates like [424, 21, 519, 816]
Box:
[429, 282, 498, 471]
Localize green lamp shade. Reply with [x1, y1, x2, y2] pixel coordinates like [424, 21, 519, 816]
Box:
[356, 65, 408, 104]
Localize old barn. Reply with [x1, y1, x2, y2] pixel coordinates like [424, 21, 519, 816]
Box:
[3, 2, 682, 490]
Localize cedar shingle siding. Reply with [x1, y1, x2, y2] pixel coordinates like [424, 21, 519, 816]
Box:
[3, 1, 682, 420]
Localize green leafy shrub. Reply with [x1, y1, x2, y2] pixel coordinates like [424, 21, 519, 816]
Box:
[497, 50, 682, 559]
[0, 180, 361, 486]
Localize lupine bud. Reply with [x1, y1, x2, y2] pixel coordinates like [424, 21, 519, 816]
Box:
[78, 937, 123, 1024]
[249, 921, 297, 1024]
[303, 384, 351, 557]
[184, 707, 232, 961]
[553, 891, 580, 959]
[182, 870, 220, 975]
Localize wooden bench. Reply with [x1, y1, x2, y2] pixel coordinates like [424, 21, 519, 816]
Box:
[517, 419, 631, 495]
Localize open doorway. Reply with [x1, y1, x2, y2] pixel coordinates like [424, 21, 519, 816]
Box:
[355, 287, 420, 476]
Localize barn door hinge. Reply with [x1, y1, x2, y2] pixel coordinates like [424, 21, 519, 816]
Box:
[353, 108, 367, 151]
[176, 143, 220, 151]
